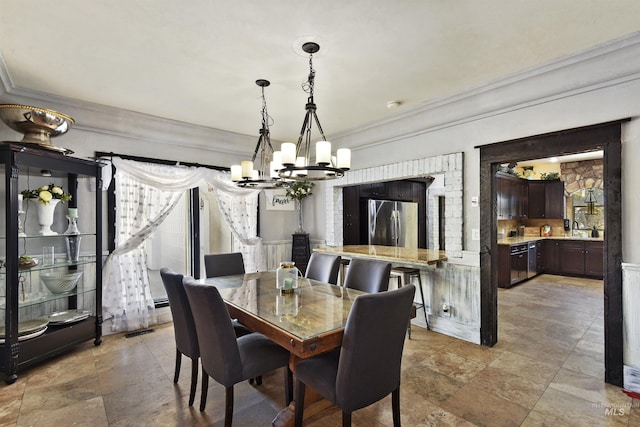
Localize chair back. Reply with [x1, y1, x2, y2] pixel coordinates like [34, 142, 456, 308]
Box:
[183, 277, 243, 387]
[204, 252, 245, 278]
[160, 268, 199, 359]
[343, 258, 391, 293]
[305, 252, 342, 285]
[336, 284, 415, 413]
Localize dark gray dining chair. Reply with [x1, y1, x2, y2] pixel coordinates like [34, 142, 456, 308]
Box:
[160, 268, 200, 406]
[204, 252, 245, 278]
[183, 277, 293, 424]
[305, 252, 342, 285]
[294, 284, 415, 427]
[343, 258, 392, 293]
[161, 268, 253, 406]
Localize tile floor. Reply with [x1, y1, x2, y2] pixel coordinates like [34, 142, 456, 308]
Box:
[2, 274, 639, 426]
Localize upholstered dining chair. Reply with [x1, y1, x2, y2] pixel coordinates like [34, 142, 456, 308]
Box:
[294, 284, 416, 427]
[304, 252, 342, 285]
[183, 277, 293, 424]
[160, 268, 200, 406]
[204, 252, 245, 278]
[342, 258, 392, 293]
[204, 251, 252, 337]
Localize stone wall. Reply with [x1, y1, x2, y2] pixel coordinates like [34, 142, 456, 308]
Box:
[560, 159, 604, 196]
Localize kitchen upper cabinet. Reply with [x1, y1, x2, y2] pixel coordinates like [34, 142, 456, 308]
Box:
[527, 180, 565, 219]
[342, 186, 360, 245]
[496, 172, 528, 220]
[528, 181, 546, 218]
[544, 180, 565, 219]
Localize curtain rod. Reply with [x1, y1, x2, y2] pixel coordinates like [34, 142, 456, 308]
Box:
[94, 151, 229, 172]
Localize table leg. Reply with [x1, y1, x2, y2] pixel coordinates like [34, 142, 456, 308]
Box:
[272, 355, 335, 427]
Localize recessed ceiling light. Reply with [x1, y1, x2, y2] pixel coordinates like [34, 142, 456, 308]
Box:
[386, 101, 401, 109]
[549, 157, 558, 163]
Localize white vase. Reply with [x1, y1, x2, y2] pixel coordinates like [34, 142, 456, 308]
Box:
[33, 199, 60, 235]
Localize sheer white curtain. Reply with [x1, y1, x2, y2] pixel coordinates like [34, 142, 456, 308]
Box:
[103, 157, 260, 332]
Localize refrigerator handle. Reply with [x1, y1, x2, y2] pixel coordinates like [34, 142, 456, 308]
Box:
[396, 211, 401, 246]
[390, 210, 398, 245]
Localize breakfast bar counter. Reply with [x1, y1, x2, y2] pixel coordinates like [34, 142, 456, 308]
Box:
[314, 245, 447, 268]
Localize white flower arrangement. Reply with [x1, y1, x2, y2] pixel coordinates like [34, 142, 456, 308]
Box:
[285, 180, 314, 202]
[21, 183, 72, 205]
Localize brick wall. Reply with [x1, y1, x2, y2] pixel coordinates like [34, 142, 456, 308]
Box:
[324, 152, 464, 258]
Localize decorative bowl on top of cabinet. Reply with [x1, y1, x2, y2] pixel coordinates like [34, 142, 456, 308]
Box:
[0, 143, 102, 384]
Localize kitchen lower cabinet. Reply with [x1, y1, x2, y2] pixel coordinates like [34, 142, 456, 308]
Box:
[502, 239, 604, 288]
[558, 240, 603, 279]
[539, 239, 603, 279]
[584, 242, 604, 278]
[541, 240, 560, 274]
[559, 241, 586, 276]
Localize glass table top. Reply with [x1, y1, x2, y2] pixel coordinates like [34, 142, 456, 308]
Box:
[201, 271, 366, 342]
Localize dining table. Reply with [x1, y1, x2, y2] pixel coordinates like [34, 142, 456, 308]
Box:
[199, 270, 368, 426]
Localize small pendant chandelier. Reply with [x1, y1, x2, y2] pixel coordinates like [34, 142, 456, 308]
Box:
[231, 79, 286, 188]
[276, 42, 351, 181]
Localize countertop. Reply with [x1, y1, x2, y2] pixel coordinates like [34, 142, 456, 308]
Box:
[498, 236, 604, 245]
[314, 245, 447, 266]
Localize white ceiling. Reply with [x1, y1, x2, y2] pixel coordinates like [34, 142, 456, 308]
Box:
[1, 1, 640, 145]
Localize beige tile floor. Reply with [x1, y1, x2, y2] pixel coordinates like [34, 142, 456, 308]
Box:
[2, 274, 639, 426]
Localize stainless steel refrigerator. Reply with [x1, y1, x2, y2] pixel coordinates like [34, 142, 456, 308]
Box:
[368, 199, 419, 248]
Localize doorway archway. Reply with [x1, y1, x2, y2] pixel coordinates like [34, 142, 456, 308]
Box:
[478, 119, 625, 386]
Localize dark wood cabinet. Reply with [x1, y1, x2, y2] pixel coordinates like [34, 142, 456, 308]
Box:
[527, 180, 565, 219]
[496, 173, 528, 220]
[535, 241, 543, 274]
[502, 238, 603, 287]
[558, 240, 603, 278]
[527, 181, 546, 219]
[1, 144, 103, 384]
[559, 240, 586, 276]
[541, 239, 560, 274]
[584, 241, 604, 278]
[544, 180, 565, 219]
[342, 186, 359, 245]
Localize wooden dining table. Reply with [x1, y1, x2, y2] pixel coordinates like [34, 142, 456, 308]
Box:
[199, 271, 368, 426]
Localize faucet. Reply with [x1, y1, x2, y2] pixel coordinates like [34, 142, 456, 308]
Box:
[572, 220, 579, 236]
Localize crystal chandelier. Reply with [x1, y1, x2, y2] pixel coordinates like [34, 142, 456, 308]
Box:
[231, 79, 286, 188]
[276, 42, 351, 181]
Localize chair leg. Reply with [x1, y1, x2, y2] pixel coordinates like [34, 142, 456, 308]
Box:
[224, 386, 234, 427]
[342, 411, 352, 427]
[392, 386, 401, 427]
[199, 369, 209, 412]
[415, 273, 429, 330]
[173, 349, 181, 383]
[294, 379, 306, 427]
[188, 358, 198, 406]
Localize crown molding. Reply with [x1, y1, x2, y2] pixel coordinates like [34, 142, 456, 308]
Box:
[0, 55, 254, 155]
[332, 31, 640, 151]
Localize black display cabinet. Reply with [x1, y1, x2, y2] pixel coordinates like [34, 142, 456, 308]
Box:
[0, 143, 103, 384]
